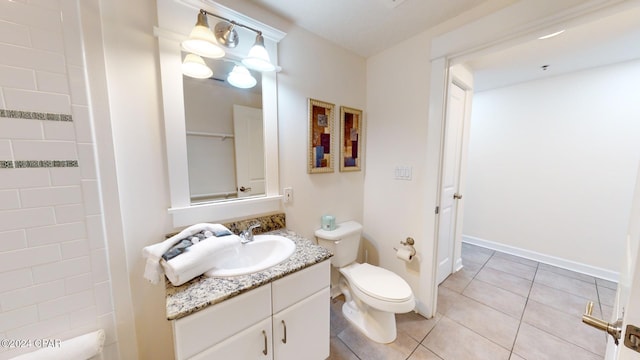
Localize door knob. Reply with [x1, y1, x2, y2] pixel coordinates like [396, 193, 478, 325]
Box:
[239, 186, 252, 192]
[453, 193, 463, 200]
[582, 301, 623, 345]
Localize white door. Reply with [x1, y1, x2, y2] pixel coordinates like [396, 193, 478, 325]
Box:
[436, 82, 467, 284]
[233, 104, 265, 198]
[606, 162, 640, 359]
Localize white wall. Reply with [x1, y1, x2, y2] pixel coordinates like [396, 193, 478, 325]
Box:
[277, 27, 366, 239]
[463, 60, 640, 273]
[0, 0, 119, 358]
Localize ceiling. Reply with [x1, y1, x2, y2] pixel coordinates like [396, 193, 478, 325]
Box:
[247, 0, 490, 57]
[467, 4, 640, 91]
[243, 0, 640, 92]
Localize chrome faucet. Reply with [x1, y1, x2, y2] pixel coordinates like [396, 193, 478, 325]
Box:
[240, 222, 261, 244]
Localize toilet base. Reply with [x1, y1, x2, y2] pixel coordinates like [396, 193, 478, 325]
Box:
[341, 299, 397, 343]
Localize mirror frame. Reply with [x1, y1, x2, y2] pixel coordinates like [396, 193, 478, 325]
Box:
[155, 0, 286, 227]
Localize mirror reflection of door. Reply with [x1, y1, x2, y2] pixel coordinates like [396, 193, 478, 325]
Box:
[233, 105, 265, 198]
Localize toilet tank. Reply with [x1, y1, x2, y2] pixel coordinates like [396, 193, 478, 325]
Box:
[315, 221, 362, 267]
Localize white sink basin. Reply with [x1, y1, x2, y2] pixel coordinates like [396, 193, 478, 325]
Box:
[204, 234, 296, 277]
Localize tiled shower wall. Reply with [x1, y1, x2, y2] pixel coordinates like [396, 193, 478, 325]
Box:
[0, 0, 118, 358]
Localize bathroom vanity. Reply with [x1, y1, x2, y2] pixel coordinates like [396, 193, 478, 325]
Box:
[166, 229, 332, 360]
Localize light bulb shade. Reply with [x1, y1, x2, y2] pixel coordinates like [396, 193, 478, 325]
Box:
[181, 12, 225, 59]
[241, 34, 276, 72]
[227, 65, 257, 88]
[182, 53, 213, 79]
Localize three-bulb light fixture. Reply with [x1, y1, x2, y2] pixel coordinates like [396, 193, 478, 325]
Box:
[181, 9, 276, 89]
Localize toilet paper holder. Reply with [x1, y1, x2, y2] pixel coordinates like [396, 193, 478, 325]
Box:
[394, 237, 416, 256]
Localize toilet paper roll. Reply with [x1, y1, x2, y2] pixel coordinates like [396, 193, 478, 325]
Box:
[396, 247, 414, 262]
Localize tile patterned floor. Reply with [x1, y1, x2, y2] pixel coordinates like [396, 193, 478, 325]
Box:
[328, 243, 616, 360]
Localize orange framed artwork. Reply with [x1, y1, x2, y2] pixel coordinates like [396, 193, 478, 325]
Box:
[339, 106, 363, 172]
[308, 98, 335, 173]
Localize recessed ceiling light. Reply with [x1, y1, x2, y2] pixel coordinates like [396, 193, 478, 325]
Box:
[377, 0, 407, 9]
[538, 30, 565, 40]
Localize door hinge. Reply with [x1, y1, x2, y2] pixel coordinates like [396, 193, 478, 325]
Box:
[435, 206, 439, 214]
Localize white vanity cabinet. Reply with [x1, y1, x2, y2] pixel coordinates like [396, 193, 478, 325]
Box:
[172, 260, 330, 360]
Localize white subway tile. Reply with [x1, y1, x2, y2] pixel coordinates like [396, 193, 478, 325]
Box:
[90, 248, 109, 283]
[0, 64, 36, 89]
[0, 244, 60, 272]
[12, 140, 77, 161]
[49, 167, 81, 186]
[59, 0, 83, 67]
[38, 289, 93, 320]
[0, 168, 50, 189]
[54, 203, 84, 223]
[0, 20, 30, 47]
[68, 305, 97, 329]
[0, 280, 65, 311]
[20, 185, 82, 208]
[0, 190, 20, 210]
[4, 88, 71, 114]
[26, 221, 86, 247]
[71, 105, 92, 143]
[0, 229, 27, 252]
[81, 180, 100, 215]
[94, 281, 113, 315]
[0, 140, 12, 158]
[35, 71, 69, 94]
[67, 65, 87, 106]
[7, 314, 69, 340]
[0, 268, 32, 293]
[0, 118, 43, 140]
[98, 312, 117, 345]
[43, 121, 76, 141]
[77, 143, 96, 180]
[0, 305, 38, 333]
[0, 207, 55, 232]
[61, 238, 89, 259]
[85, 215, 105, 250]
[29, 25, 64, 54]
[32, 255, 90, 283]
[65, 273, 92, 294]
[0, 1, 61, 31]
[28, 0, 61, 11]
[0, 43, 65, 74]
[42, 121, 76, 140]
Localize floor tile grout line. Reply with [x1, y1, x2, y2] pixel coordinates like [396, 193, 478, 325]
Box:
[508, 260, 539, 359]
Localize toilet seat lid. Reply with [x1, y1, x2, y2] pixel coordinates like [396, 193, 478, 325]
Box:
[349, 263, 413, 302]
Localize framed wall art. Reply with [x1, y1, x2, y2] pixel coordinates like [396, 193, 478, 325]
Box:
[308, 98, 335, 173]
[339, 106, 363, 172]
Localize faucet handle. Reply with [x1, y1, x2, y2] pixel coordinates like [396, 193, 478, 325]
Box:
[248, 222, 261, 231]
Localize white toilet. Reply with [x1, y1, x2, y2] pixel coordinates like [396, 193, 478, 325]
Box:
[315, 220, 415, 343]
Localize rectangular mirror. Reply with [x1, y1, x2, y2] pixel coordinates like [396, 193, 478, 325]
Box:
[155, 0, 286, 227]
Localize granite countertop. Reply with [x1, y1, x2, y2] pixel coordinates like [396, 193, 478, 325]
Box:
[165, 229, 333, 320]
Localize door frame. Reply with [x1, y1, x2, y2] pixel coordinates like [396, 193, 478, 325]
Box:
[435, 66, 474, 284]
[424, 0, 636, 317]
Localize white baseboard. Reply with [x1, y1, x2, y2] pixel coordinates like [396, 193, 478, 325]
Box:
[462, 235, 620, 282]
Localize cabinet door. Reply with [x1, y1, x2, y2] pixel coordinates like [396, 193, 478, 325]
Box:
[272, 287, 330, 360]
[191, 317, 273, 360]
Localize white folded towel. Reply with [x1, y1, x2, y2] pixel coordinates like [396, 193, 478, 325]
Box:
[162, 233, 241, 286]
[10, 329, 105, 360]
[143, 223, 234, 285]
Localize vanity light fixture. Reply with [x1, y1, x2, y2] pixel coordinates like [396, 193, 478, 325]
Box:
[538, 29, 565, 40]
[226, 65, 257, 88]
[181, 11, 226, 58]
[242, 34, 275, 72]
[181, 53, 214, 79]
[182, 9, 276, 73]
